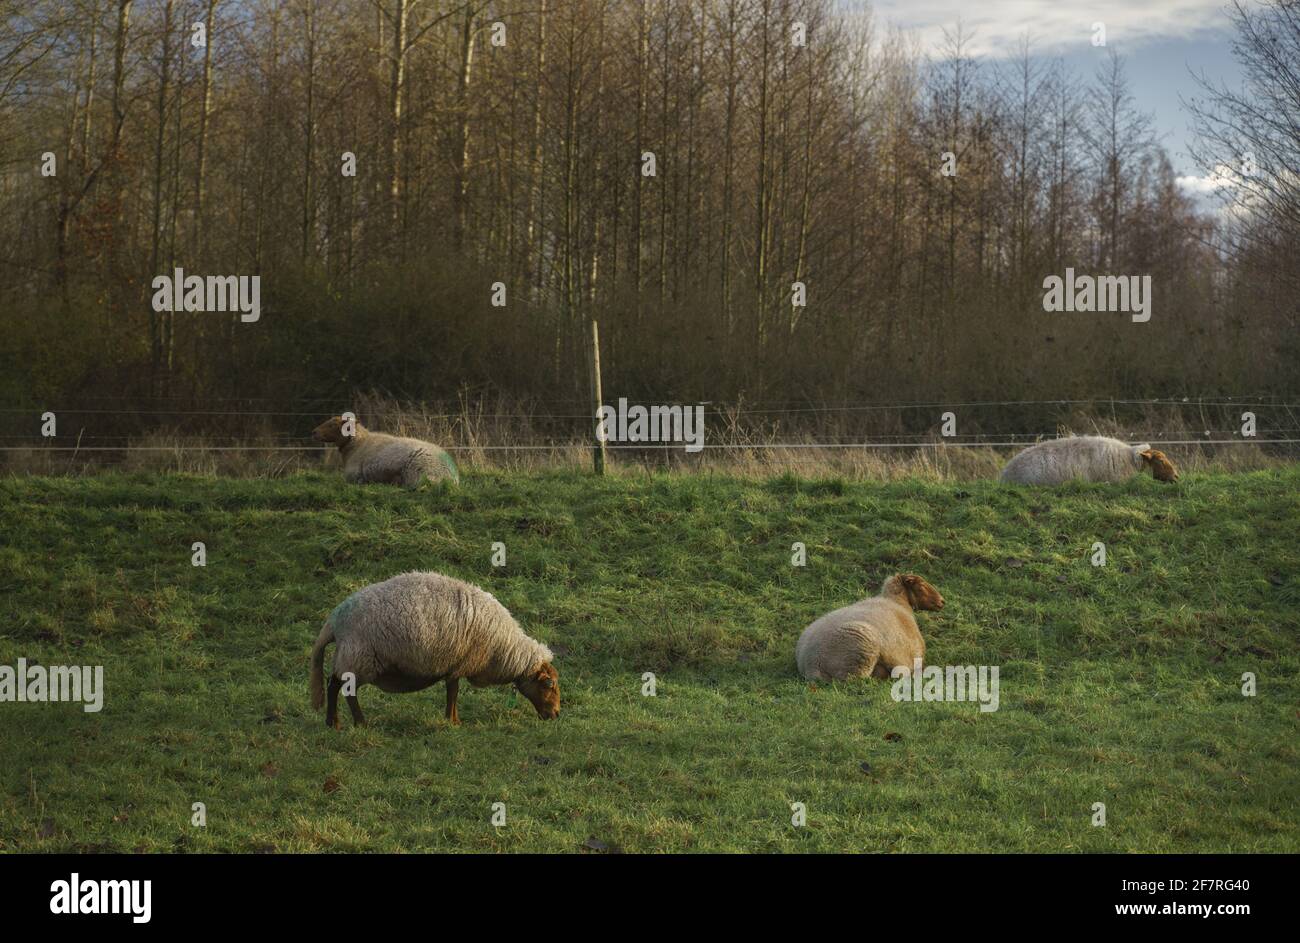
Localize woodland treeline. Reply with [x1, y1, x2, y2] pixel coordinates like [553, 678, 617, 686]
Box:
[1, 0, 1297, 424]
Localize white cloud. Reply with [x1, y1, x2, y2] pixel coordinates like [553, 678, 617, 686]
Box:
[1176, 163, 1287, 223]
[853, 0, 1230, 58]
[1176, 166, 1238, 195]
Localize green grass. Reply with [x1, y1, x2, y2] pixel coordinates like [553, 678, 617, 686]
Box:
[1, 469, 1297, 853]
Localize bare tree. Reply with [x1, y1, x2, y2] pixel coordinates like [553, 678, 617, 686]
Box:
[1187, 0, 1300, 293]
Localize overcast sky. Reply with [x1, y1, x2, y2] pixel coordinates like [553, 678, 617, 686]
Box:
[852, 0, 1244, 186]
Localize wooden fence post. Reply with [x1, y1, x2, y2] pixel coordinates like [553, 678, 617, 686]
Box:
[590, 319, 607, 475]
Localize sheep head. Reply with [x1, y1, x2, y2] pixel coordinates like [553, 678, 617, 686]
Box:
[515, 662, 560, 719]
[1139, 448, 1179, 482]
[312, 415, 364, 446]
[895, 573, 945, 612]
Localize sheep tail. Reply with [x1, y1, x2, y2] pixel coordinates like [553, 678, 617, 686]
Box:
[310, 619, 335, 711]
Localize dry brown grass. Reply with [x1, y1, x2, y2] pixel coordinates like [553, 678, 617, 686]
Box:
[3, 393, 1294, 479]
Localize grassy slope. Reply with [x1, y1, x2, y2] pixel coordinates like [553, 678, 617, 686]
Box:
[0, 469, 1296, 853]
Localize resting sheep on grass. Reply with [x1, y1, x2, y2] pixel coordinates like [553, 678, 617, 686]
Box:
[312, 415, 459, 488]
[309, 571, 559, 729]
[998, 435, 1179, 485]
[796, 574, 945, 682]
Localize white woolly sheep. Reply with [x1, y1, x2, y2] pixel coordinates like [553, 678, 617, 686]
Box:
[312, 415, 459, 488]
[795, 574, 945, 682]
[998, 435, 1179, 485]
[309, 571, 559, 728]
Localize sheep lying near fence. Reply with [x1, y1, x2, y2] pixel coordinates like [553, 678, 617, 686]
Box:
[795, 574, 945, 682]
[998, 435, 1179, 485]
[309, 571, 559, 728]
[312, 415, 459, 487]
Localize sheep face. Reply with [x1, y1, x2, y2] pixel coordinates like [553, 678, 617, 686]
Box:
[900, 574, 945, 612]
[1140, 449, 1179, 482]
[515, 662, 560, 719]
[313, 415, 367, 445]
[312, 415, 349, 445]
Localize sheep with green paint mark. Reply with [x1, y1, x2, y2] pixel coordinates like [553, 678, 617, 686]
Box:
[312, 415, 458, 488]
[999, 436, 1179, 485]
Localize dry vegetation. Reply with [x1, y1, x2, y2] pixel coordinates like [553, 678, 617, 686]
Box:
[4, 392, 1293, 479]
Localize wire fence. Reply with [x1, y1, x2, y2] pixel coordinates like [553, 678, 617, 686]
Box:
[2, 395, 1298, 420]
[5, 426, 1297, 441]
[4, 440, 1299, 453]
[3, 397, 1296, 471]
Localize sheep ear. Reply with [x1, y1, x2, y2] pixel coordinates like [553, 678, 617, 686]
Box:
[1138, 449, 1154, 463]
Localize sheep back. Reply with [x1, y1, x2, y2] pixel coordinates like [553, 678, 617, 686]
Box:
[999, 435, 1146, 485]
[796, 597, 924, 681]
[327, 572, 550, 687]
[343, 432, 459, 487]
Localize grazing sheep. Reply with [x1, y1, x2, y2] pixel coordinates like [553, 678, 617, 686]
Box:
[312, 415, 459, 488]
[309, 571, 559, 729]
[998, 435, 1179, 485]
[796, 574, 945, 682]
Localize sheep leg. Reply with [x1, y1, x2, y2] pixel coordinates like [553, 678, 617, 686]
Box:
[445, 677, 461, 726]
[326, 676, 342, 730]
[346, 693, 366, 727]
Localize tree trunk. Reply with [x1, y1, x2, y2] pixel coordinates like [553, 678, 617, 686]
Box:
[149, 0, 175, 395]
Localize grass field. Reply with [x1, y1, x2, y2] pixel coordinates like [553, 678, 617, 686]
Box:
[1, 469, 1297, 853]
